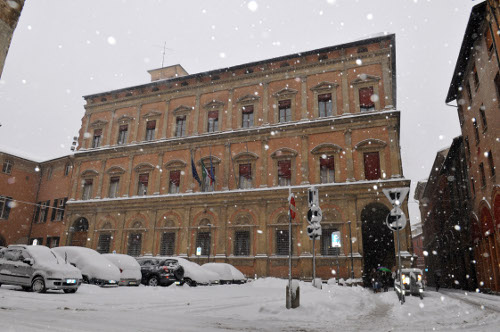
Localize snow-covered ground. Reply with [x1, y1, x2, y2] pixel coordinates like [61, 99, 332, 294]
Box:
[1, 278, 499, 332]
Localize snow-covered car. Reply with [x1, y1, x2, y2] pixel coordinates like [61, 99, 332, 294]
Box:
[175, 257, 220, 286]
[102, 253, 141, 286]
[53, 246, 120, 287]
[394, 268, 424, 300]
[0, 245, 82, 293]
[202, 263, 247, 284]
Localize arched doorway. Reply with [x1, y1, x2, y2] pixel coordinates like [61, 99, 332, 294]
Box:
[69, 217, 89, 246]
[361, 203, 395, 286]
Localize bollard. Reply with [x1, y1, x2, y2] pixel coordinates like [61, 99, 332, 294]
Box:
[286, 280, 300, 308]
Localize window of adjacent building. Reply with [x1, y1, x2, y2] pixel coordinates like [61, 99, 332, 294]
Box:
[278, 99, 292, 123]
[479, 105, 487, 131]
[2, 159, 13, 174]
[466, 81, 472, 101]
[145, 120, 156, 141]
[36, 200, 50, 223]
[117, 124, 128, 145]
[127, 233, 142, 257]
[195, 231, 211, 256]
[239, 163, 252, 189]
[234, 230, 250, 256]
[277, 160, 291, 186]
[242, 105, 254, 128]
[472, 118, 480, 144]
[0, 196, 12, 220]
[318, 93, 333, 117]
[46, 236, 60, 248]
[485, 27, 494, 55]
[479, 163, 486, 188]
[321, 228, 341, 256]
[495, 72, 500, 101]
[97, 234, 112, 254]
[207, 110, 219, 133]
[168, 170, 180, 194]
[47, 166, 53, 180]
[487, 150, 495, 178]
[29, 238, 43, 246]
[92, 129, 102, 148]
[175, 116, 186, 137]
[64, 163, 71, 176]
[137, 173, 149, 196]
[109, 176, 120, 198]
[472, 65, 480, 90]
[363, 152, 381, 180]
[276, 229, 291, 256]
[159, 232, 175, 256]
[51, 198, 67, 221]
[320, 155, 335, 184]
[82, 178, 93, 200]
[359, 86, 375, 112]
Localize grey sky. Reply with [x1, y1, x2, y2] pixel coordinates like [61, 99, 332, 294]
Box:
[0, 0, 476, 225]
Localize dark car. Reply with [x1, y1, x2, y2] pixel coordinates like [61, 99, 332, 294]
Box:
[136, 257, 184, 286]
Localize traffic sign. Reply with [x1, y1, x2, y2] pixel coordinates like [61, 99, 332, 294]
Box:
[331, 231, 341, 248]
[307, 205, 322, 224]
[382, 187, 410, 207]
[386, 208, 407, 231]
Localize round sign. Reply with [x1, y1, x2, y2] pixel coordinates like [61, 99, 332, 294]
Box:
[386, 209, 407, 231]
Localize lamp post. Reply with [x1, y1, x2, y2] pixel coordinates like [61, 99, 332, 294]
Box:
[348, 220, 354, 279]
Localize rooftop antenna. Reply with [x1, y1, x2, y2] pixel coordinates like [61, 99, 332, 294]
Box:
[161, 41, 167, 68]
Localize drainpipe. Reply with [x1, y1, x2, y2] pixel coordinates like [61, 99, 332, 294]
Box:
[26, 164, 43, 244]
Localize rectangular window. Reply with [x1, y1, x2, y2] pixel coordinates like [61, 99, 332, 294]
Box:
[495, 72, 500, 101]
[92, 129, 102, 148]
[56, 198, 67, 221]
[471, 177, 476, 195]
[175, 116, 186, 137]
[473, 118, 480, 144]
[359, 87, 375, 112]
[207, 111, 219, 133]
[321, 229, 341, 256]
[488, 151, 495, 177]
[239, 163, 252, 189]
[97, 234, 112, 254]
[51, 199, 58, 221]
[278, 99, 292, 123]
[160, 232, 176, 256]
[2, 160, 13, 174]
[320, 156, 335, 184]
[466, 82, 473, 101]
[46, 236, 60, 248]
[480, 163, 486, 188]
[242, 105, 254, 128]
[318, 93, 333, 117]
[145, 120, 156, 141]
[127, 233, 142, 257]
[473, 65, 480, 89]
[168, 170, 180, 194]
[137, 173, 149, 196]
[203, 167, 216, 192]
[64, 163, 71, 176]
[234, 231, 250, 256]
[82, 179, 93, 200]
[485, 27, 494, 54]
[0, 196, 12, 220]
[479, 105, 487, 131]
[363, 152, 381, 180]
[117, 124, 128, 145]
[195, 232, 211, 256]
[278, 160, 291, 186]
[38, 200, 50, 223]
[109, 176, 120, 198]
[47, 167, 53, 180]
[276, 229, 291, 256]
[29, 238, 43, 246]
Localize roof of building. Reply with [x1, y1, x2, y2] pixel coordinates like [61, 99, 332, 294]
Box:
[446, 1, 487, 103]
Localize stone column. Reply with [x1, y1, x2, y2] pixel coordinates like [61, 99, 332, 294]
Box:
[96, 159, 107, 199]
[186, 148, 195, 193]
[84, 115, 91, 149]
[300, 135, 309, 184]
[262, 82, 269, 125]
[124, 156, 134, 197]
[341, 58, 350, 115]
[193, 92, 201, 135]
[301, 76, 308, 119]
[155, 153, 163, 195]
[217, 206, 226, 258]
[87, 213, 97, 249]
[388, 125, 402, 178]
[106, 110, 116, 146]
[382, 56, 394, 108]
[223, 143, 230, 190]
[132, 105, 142, 143]
[344, 129, 355, 181]
[70, 161, 81, 200]
[260, 139, 268, 188]
[161, 100, 170, 139]
[226, 89, 233, 130]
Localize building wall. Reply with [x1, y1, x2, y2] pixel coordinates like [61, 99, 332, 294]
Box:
[0, 0, 24, 78]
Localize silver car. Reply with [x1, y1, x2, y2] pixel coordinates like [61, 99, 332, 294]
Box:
[0, 245, 82, 293]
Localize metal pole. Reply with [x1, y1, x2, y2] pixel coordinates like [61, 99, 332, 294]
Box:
[396, 223, 404, 304]
[208, 224, 212, 263]
[348, 221, 354, 279]
[288, 188, 292, 309]
[312, 238, 316, 281]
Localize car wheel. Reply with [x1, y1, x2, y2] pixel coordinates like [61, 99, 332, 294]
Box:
[63, 289, 78, 294]
[148, 276, 159, 287]
[31, 277, 46, 293]
[185, 278, 197, 287]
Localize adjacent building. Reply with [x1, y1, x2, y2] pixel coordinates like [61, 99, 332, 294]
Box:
[0, 0, 25, 78]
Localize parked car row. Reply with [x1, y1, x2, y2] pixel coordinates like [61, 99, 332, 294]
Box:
[0, 245, 247, 294]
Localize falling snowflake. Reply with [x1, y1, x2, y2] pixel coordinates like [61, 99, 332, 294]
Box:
[248, 1, 258, 12]
[107, 36, 117, 45]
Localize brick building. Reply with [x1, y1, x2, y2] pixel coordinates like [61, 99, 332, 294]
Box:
[446, 0, 500, 292]
[0, 0, 25, 78]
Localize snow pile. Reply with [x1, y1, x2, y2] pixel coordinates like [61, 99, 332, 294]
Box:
[102, 253, 141, 280]
[202, 263, 246, 282]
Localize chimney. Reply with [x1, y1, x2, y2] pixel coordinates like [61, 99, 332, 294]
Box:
[148, 64, 188, 82]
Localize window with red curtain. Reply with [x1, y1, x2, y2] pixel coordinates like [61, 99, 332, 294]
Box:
[145, 120, 156, 141]
[242, 105, 254, 128]
[92, 129, 102, 148]
[278, 99, 292, 122]
[278, 160, 291, 186]
[363, 152, 380, 180]
[359, 87, 374, 111]
[320, 156, 335, 183]
[117, 124, 128, 145]
[169, 170, 180, 194]
[239, 163, 252, 189]
[318, 93, 332, 117]
[207, 111, 219, 132]
[137, 173, 149, 196]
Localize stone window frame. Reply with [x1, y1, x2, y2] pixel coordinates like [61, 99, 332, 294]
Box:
[142, 111, 162, 141]
[193, 217, 215, 257]
[89, 119, 108, 148]
[354, 139, 387, 180]
[2, 159, 13, 174]
[310, 81, 338, 118]
[171, 105, 192, 137]
[271, 148, 298, 187]
[203, 100, 224, 133]
[197, 155, 221, 192]
[236, 94, 260, 129]
[311, 143, 343, 184]
[273, 214, 295, 256]
[157, 219, 179, 256]
[106, 166, 126, 198]
[126, 220, 145, 257]
[115, 115, 133, 145]
[164, 159, 187, 194]
[80, 169, 99, 200]
[96, 221, 115, 254]
[232, 152, 259, 189]
[272, 88, 298, 124]
[350, 75, 381, 113]
[320, 223, 344, 256]
[133, 163, 155, 196]
[229, 215, 254, 257]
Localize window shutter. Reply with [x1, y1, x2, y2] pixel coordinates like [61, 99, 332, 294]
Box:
[43, 200, 50, 222]
[242, 105, 253, 114]
[278, 160, 291, 178]
[170, 170, 181, 186]
[61, 198, 68, 219]
[359, 87, 374, 107]
[146, 120, 156, 129]
[51, 199, 58, 221]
